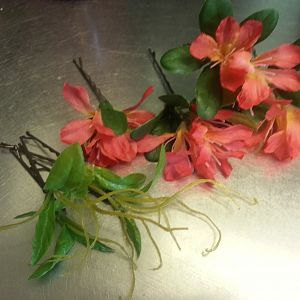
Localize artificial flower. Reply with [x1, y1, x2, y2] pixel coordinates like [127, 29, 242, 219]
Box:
[223, 44, 300, 109]
[188, 118, 253, 179]
[190, 16, 262, 87]
[61, 83, 171, 167]
[264, 104, 300, 161]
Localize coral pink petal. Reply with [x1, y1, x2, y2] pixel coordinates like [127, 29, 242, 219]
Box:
[219, 159, 232, 178]
[126, 110, 155, 128]
[221, 51, 252, 91]
[265, 104, 286, 121]
[253, 44, 300, 68]
[237, 20, 262, 50]
[100, 134, 137, 162]
[285, 107, 300, 160]
[136, 133, 174, 153]
[237, 74, 271, 109]
[63, 83, 94, 114]
[163, 150, 194, 181]
[92, 111, 115, 136]
[123, 86, 154, 112]
[209, 125, 252, 144]
[214, 109, 234, 121]
[264, 130, 290, 160]
[263, 69, 300, 92]
[60, 119, 94, 145]
[190, 33, 218, 61]
[215, 17, 240, 46]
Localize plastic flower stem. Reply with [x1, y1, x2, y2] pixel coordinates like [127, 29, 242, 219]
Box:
[148, 48, 175, 95]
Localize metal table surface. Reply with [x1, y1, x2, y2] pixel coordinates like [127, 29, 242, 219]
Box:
[0, 0, 300, 299]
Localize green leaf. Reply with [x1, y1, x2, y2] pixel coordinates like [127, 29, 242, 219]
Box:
[225, 111, 258, 129]
[199, 0, 233, 36]
[195, 66, 221, 120]
[93, 167, 146, 191]
[142, 146, 166, 192]
[31, 194, 56, 265]
[124, 218, 141, 258]
[100, 103, 128, 136]
[243, 9, 279, 43]
[144, 146, 162, 162]
[159, 94, 189, 108]
[29, 225, 74, 279]
[160, 45, 206, 74]
[44, 144, 85, 193]
[14, 211, 36, 219]
[130, 110, 164, 141]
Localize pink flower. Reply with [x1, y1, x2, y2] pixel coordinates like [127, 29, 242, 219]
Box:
[188, 118, 253, 179]
[264, 104, 300, 161]
[190, 16, 262, 86]
[223, 44, 300, 109]
[60, 83, 171, 167]
[164, 149, 194, 181]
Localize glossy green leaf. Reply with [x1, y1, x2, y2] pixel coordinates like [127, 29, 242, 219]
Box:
[160, 45, 206, 74]
[44, 144, 85, 193]
[130, 110, 164, 141]
[199, 0, 233, 36]
[31, 194, 56, 265]
[243, 9, 279, 43]
[142, 146, 166, 192]
[100, 103, 128, 136]
[144, 146, 162, 162]
[14, 211, 36, 219]
[225, 111, 258, 129]
[196, 66, 221, 120]
[93, 167, 146, 191]
[124, 218, 141, 257]
[29, 225, 74, 279]
[159, 94, 189, 108]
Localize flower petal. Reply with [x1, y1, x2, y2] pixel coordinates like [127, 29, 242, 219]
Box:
[221, 51, 252, 91]
[123, 86, 154, 112]
[126, 110, 155, 129]
[60, 119, 94, 145]
[253, 44, 300, 68]
[163, 150, 194, 181]
[218, 159, 233, 178]
[264, 130, 290, 160]
[215, 17, 240, 47]
[63, 83, 94, 114]
[136, 133, 174, 153]
[190, 33, 218, 61]
[263, 69, 300, 92]
[100, 134, 137, 162]
[237, 72, 271, 109]
[236, 20, 262, 50]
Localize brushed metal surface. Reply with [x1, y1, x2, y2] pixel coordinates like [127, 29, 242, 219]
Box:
[0, 1, 300, 299]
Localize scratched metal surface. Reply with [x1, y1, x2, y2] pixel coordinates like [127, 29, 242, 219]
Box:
[0, 0, 300, 299]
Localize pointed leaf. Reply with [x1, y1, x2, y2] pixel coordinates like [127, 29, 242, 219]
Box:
[196, 66, 221, 120]
[29, 225, 74, 279]
[142, 146, 166, 192]
[44, 144, 85, 193]
[243, 9, 279, 43]
[130, 110, 164, 141]
[199, 0, 233, 36]
[100, 103, 128, 136]
[94, 167, 146, 191]
[160, 45, 206, 74]
[125, 218, 141, 258]
[14, 211, 36, 219]
[31, 194, 56, 265]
